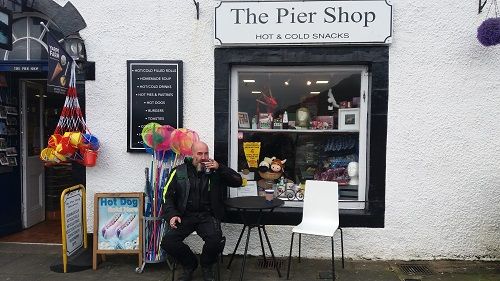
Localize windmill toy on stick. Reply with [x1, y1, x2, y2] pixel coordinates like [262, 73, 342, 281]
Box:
[139, 123, 199, 266]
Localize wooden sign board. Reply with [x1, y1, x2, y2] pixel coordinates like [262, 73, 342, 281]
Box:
[92, 192, 144, 270]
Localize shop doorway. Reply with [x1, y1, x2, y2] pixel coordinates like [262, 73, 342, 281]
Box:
[0, 77, 85, 244]
[21, 80, 45, 228]
[0, 3, 91, 242]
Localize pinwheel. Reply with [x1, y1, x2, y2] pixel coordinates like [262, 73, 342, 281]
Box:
[140, 122, 200, 264]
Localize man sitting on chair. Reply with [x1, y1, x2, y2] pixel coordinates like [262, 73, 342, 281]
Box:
[161, 141, 242, 281]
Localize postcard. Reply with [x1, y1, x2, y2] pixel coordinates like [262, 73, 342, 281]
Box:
[0, 138, 6, 150]
[7, 157, 17, 166]
[0, 122, 6, 135]
[0, 155, 8, 165]
[0, 106, 6, 118]
[5, 147, 17, 156]
[6, 106, 18, 115]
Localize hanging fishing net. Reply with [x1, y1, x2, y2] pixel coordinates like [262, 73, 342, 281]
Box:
[40, 62, 100, 167]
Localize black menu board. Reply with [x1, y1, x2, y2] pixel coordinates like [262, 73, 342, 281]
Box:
[127, 60, 183, 152]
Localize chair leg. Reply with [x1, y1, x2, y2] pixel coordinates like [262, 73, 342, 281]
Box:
[171, 260, 176, 281]
[339, 228, 344, 269]
[217, 254, 221, 281]
[286, 232, 294, 280]
[298, 233, 302, 263]
[331, 237, 335, 280]
[218, 236, 225, 281]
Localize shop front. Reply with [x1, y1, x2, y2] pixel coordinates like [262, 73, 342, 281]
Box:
[0, 0, 93, 241]
[214, 0, 391, 227]
[1, 0, 498, 262]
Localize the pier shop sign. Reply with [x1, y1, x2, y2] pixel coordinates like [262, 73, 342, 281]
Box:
[215, 0, 393, 45]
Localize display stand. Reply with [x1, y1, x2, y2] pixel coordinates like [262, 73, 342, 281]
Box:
[136, 216, 173, 273]
[60, 184, 87, 273]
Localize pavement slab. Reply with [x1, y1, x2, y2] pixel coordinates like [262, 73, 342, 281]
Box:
[0, 242, 499, 281]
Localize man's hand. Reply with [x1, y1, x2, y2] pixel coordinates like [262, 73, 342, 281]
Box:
[170, 216, 181, 229]
[206, 159, 219, 170]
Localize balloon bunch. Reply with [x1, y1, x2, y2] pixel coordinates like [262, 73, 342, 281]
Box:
[141, 122, 199, 262]
[40, 132, 100, 167]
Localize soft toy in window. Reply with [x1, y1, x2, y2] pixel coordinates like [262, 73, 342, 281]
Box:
[270, 158, 286, 173]
[259, 156, 286, 181]
[258, 157, 274, 173]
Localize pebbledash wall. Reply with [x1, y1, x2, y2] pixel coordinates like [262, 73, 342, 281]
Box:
[65, 0, 499, 260]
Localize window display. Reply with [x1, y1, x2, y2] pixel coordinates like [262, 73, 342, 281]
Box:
[230, 66, 368, 208]
[0, 76, 19, 171]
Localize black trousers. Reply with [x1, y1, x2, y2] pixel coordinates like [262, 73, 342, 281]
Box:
[161, 212, 222, 269]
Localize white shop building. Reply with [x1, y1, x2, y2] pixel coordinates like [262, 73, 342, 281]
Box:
[0, 0, 498, 261]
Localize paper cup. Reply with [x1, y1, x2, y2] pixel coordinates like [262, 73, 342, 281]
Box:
[265, 189, 274, 201]
[201, 161, 211, 174]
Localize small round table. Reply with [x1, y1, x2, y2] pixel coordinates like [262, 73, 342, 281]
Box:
[224, 196, 284, 281]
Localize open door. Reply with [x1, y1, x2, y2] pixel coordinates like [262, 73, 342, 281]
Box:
[21, 80, 45, 228]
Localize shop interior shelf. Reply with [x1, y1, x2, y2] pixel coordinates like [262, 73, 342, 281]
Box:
[238, 128, 359, 133]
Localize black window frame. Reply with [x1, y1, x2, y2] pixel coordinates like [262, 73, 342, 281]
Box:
[215, 46, 388, 228]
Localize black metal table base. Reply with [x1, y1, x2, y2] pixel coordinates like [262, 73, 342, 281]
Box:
[227, 224, 282, 281]
[224, 197, 284, 281]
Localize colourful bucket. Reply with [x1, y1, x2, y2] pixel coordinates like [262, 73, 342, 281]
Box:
[56, 136, 76, 156]
[69, 132, 82, 147]
[83, 149, 98, 167]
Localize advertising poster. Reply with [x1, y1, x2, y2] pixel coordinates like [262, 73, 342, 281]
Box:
[63, 188, 83, 256]
[60, 185, 87, 273]
[47, 32, 71, 95]
[97, 197, 140, 250]
[243, 142, 261, 168]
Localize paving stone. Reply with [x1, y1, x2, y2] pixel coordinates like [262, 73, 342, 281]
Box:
[0, 243, 498, 281]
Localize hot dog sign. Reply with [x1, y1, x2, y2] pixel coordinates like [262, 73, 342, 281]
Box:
[97, 197, 140, 250]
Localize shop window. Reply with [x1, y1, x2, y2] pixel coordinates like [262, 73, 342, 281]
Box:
[230, 66, 368, 209]
[1, 14, 63, 61]
[215, 46, 388, 227]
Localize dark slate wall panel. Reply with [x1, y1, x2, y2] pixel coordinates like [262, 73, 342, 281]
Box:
[215, 46, 389, 227]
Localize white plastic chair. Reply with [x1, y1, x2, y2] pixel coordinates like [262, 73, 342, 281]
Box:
[286, 180, 344, 280]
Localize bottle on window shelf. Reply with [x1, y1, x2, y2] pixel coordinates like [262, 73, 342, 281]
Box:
[282, 111, 289, 129]
[251, 116, 257, 129]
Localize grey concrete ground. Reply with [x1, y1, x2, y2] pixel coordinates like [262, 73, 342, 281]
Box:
[0, 242, 499, 281]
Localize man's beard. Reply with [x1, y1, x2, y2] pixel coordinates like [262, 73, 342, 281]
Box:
[195, 162, 203, 172]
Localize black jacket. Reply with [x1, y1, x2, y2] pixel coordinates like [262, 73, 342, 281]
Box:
[162, 158, 242, 221]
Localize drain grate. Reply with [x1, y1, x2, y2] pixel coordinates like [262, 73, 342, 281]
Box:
[398, 264, 433, 275]
[318, 271, 335, 279]
[256, 258, 284, 269]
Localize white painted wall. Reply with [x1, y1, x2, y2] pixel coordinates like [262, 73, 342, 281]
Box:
[63, 0, 500, 260]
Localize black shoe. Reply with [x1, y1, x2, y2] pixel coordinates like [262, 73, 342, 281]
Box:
[177, 267, 196, 281]
[202, 265, 216, 281]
